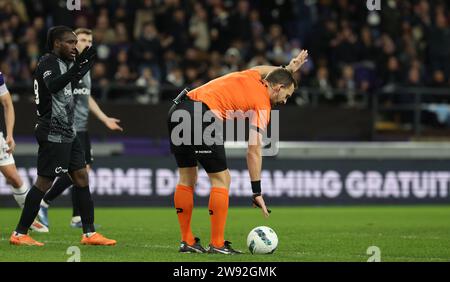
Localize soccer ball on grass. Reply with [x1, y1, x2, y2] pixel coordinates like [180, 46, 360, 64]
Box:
[246, 226, 278, 254]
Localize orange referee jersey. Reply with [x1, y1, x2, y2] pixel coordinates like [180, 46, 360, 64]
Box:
[187, 69, 271, 130]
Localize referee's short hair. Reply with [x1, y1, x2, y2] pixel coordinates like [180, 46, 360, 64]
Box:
[265, 68, 298, 89]
[47, 26, 74, 51]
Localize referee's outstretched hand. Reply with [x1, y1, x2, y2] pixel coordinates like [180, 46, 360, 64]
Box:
[252, 193, 271, 218]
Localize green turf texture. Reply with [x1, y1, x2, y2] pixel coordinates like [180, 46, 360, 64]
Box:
[1, 206, 449, 262]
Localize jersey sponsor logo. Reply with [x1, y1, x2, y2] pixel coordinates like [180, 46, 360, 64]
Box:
[55, 167, 69, 174]
[43, 70, 52, 79]
[195, 150, 212, 154]
[64, 87, 72, 96]
[73, 88, 90, 95]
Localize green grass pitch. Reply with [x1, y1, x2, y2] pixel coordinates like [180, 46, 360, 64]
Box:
[1, 206, 449, 262]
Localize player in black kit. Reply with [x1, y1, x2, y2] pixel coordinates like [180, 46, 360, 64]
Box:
[38, 28, 123, 230]
[9, 26, 116, 246]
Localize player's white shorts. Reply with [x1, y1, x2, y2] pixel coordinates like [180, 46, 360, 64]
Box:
[0, 132, 15, 166]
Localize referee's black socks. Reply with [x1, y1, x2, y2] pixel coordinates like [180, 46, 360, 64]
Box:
[15, 186, 45, 234]
[73, 186, 95, 234]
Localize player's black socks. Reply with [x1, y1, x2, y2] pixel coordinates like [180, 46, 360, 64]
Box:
[15, 186, 45, 234]
[71, 187, 80, 217]
[73, 186, 95, 233]
[43, 174, 73, 205]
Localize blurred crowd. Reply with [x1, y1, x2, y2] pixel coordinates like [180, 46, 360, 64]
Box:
[0, 0, 449, 104]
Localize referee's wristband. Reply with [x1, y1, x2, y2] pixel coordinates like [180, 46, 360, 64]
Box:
[251, 180, 261, 194]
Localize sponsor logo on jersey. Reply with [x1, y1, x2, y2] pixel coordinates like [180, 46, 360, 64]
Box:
[55, 167, 69, 174]
[64, 87, 72, 96]
[43, 70, 52, 79]
[73, 88, 90, 95]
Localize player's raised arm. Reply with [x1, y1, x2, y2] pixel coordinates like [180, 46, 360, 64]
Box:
[251, 49, 309, 77]
[43, 48, 96, 94]
[42, 27, 96, 94]
[0, 73, 16, 153]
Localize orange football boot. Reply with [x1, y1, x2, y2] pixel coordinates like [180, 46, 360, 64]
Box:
[81, 232, 116, 246]
[10, 232, 44, 246]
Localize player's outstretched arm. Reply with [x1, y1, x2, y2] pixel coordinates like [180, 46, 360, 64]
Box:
[0, 73, 16, 153]
[251, 49, 309, 77]
[88, 96, 123, 131]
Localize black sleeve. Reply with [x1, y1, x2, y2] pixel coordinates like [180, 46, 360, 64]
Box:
[41, 56, 78, 94]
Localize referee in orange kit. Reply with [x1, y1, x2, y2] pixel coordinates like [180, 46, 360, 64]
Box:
[168, 50, 309, 254]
